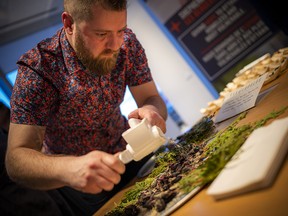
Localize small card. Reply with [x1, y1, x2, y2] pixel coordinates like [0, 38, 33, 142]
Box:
[215, 74, 267, 123]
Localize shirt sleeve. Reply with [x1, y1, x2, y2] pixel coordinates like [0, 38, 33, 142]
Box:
[10, 64, 58, 126]
[125, 29, 153, 86]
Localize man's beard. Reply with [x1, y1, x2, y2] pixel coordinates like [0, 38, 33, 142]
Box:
[74, 32, 119, 76]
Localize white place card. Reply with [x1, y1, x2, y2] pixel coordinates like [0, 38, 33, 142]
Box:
[214, 74, 267, 123]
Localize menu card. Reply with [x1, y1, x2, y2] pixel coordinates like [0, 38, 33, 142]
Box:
[214, 74, 267, 123]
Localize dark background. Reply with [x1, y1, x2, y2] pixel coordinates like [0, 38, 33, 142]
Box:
[249, 0, 288, 35]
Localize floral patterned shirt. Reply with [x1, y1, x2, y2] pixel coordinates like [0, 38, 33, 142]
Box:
[10, 27, 152, 156]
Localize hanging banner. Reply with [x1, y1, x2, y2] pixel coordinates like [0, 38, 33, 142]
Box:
[142, 0, 275, 81]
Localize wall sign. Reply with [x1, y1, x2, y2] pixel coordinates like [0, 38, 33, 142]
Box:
[142, 0, 275, 81]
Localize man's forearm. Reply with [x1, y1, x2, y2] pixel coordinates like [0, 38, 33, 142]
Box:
[143, 95, 168, 120]
[5, 147, 73, 190]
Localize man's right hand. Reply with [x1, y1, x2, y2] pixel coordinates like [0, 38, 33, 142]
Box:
[62, 151, 126, 194]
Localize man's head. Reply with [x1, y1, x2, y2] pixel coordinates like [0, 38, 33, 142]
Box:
[62, 0, 128, 75]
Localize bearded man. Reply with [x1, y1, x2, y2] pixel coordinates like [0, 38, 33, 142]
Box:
[5, 0, 167, 215]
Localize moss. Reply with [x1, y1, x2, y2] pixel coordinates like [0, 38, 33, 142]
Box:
[178, 106, 287, 192]
[105, 107, 287, 215]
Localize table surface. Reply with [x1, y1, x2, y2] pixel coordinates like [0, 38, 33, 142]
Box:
[94, 72, 288, 216]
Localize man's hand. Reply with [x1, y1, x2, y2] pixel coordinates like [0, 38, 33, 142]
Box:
[63, 151, 125, 194]
[128, 105, 166, 133]
[128, 81, 168, 133]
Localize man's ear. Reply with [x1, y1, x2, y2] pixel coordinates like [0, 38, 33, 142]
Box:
[62, 12, 74, 35]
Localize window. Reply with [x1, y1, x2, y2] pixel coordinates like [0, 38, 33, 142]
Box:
[0, 86, 10, 108]
[120, 86, 137, 119]
[6, 69, 17, 86]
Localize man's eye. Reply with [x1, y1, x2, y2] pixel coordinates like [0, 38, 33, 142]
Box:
[95, 33, 107, 38]
[117, 30, 125, 36]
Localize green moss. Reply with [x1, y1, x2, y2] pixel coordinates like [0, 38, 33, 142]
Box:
[106, 107, 288, 215]
[176, 116, 216, 145]
[254, 106, 288, 129]
[105, 178, 155, 215]
[178, 106, 288, 192]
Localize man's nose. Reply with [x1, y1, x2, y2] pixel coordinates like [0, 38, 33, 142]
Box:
[106, 33, 122, 51]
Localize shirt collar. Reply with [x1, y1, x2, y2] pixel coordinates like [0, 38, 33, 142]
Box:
[60, 28, 87, 75]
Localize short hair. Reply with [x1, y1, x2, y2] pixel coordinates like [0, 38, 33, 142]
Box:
[64, 0, 127, 22]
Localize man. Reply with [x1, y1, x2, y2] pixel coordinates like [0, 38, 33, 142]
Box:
[5, 0, 167, 215]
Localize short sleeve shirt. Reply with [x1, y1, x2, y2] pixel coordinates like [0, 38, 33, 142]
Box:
[10, 27, 153, 156]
